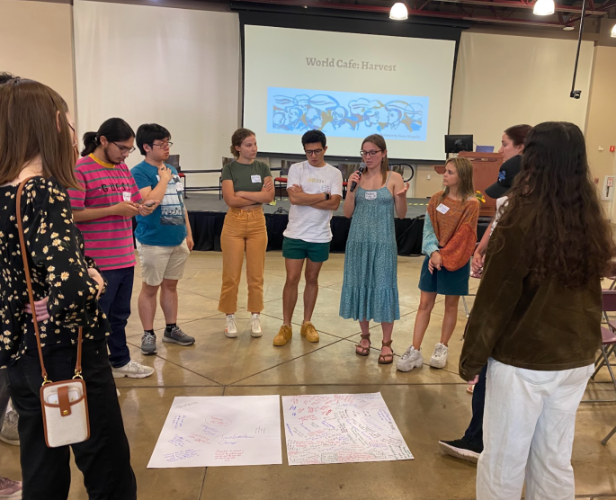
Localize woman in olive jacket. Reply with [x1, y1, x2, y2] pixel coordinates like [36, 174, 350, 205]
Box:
[459, 122, 615, 500]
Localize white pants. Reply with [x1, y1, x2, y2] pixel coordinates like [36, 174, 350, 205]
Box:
[477, 358, 593, 500]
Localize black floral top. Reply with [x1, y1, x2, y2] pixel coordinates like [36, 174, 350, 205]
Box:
[0, 177, 109, 368]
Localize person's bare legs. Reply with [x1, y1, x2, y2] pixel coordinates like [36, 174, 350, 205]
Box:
[412, 291, 438, 350]
[303, 260, 323, 324]
[138, 283, 160, 331]
[380, 321, 394, 360]
[160, 279, 179, 325]
[356, 320, 371, 352]
[440, 295, 460, 346]
[283, 259, 304, 326]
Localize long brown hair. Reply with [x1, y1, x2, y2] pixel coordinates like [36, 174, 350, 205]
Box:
[0, 79, 80, 189]
[493, 121, 615, 288]
[440, 157, 475, 203]
[230, 128, 255, 159]
[362, 134, 389, 184]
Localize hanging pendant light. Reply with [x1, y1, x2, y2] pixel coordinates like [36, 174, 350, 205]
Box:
[390, 2, 409, 20]
[533, 0, 555, 16]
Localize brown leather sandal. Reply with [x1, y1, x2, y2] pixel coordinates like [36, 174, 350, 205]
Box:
[378, 340, 394, 364]
[355, 333, 371, 356]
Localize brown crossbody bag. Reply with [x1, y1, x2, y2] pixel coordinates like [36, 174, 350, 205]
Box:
[16, 177, 90, 448]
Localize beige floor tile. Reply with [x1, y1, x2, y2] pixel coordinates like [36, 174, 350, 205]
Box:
[126, 313, 343, 386]
[4, 252, 614, 500]
[232, 338, 464, 387]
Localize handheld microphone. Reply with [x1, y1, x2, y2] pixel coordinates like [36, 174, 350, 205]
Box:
[350, 162, 367, 193]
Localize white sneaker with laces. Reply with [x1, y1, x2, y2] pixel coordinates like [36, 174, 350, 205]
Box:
[225, 314, 238, 338]
[250, 314, 262, 338]
[429, 342, 449, 369]
[396, 346, 423, 372]
[111, 360, 154, 379]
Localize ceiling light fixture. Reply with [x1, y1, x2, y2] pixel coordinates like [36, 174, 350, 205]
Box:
[390, 2, 409, 20]
[611, 23, 616, 38]
[533, 0, 555, 16]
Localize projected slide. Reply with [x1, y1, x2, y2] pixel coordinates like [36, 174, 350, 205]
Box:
[243, 25, 456, 160]
[267, 88, 428, 141]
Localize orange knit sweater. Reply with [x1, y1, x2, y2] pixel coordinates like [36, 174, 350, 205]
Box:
[427, 192, 479, 271]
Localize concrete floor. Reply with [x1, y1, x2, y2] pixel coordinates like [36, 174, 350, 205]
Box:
[1, 252, 615, 499]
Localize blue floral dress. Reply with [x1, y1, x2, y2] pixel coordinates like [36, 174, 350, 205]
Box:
[339, 180, 400, 323]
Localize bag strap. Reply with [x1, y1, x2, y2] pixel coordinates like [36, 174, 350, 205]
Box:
[15, 177, 83, 385]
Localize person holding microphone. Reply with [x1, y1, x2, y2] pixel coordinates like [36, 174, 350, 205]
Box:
[339, 134, 409, 364]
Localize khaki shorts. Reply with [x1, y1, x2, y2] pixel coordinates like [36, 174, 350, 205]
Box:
[136, 239, 190, 286]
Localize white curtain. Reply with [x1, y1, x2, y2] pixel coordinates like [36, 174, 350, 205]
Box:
[73, 0, 241, 187]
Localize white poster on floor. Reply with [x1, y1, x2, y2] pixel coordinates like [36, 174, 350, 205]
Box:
[148, 396, 282, 468]
[282, 392, 413, 466]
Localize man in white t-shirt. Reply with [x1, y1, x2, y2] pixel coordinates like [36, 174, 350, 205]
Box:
[273, 130, 343, 347]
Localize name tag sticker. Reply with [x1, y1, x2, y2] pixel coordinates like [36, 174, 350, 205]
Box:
[251, 175, 262, 183]
[176, 181, 183, 193]
[122, 192, 132, 202]
[320, 184, 330, 193]
[365, 191, 377, 200]
[436, 203, 450, 214]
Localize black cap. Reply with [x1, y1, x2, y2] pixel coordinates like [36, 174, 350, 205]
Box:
[485, 155, 522, 199]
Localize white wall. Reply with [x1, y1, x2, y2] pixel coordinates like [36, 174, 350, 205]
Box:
[73, 0, 241, 186]
[450, 31, 594, 149]
[0, 0, 75, 111]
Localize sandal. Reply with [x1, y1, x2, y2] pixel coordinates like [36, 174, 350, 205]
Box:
[378, 340, 394, 365]
[355, 333, 371, 356]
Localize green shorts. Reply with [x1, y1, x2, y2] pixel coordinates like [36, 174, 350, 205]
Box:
[282, 237, 330, 262]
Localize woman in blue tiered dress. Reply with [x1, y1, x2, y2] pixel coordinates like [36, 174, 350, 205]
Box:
[339, 134, 409, 364]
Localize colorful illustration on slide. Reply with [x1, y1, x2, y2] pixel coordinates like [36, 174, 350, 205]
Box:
[267, 87, 429, 141]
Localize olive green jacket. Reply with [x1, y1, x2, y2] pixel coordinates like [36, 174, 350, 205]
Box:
[459, 221, 602, 381]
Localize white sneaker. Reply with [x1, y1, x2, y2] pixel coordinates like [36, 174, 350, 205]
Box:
[250, 314, 262, 338]
[396, 346, 423, 372]
[430, 343, 449, 369]
[111, 360, 154, 379]
[225, 314, 238, 338]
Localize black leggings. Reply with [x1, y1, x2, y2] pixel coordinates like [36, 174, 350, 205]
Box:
[7, 339, 137, 500]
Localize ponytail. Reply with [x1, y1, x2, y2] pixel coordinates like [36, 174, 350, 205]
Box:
[80, 118, 135, 158]
[81, 131, 98, 157]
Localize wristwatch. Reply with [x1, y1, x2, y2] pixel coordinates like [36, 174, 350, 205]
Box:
[325, 193, 330, 200]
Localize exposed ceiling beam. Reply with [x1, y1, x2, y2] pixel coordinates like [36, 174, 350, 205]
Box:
[423, 0, 606, 15]
[234, 0, 582, 26]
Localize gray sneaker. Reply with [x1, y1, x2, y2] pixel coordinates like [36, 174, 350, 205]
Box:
[0, 406, 19, 446]
[141, 332, 157, 355]
[163, 326, 195, 346]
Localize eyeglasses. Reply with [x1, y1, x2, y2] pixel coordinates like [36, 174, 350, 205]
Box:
[360, 150, 382, 157]
[112, 142, 136, 154]
[305, 149, 323, 156]
[153, 141, 173, 149]
[67, 123, 77, 148]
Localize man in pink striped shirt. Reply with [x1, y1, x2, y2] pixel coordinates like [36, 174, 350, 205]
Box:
[69, 118, 156, 379]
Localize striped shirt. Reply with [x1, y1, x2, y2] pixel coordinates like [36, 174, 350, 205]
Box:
[68, 154, 142, 271]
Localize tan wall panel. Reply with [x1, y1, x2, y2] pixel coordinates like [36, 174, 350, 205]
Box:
[0, 0, 75, 112]
[585, 46, 616, 217]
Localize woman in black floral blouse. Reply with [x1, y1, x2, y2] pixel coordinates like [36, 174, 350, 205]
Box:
[0, 79, 136, 499]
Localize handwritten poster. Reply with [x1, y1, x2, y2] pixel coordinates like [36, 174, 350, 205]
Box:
[282, 392, 413, 466]
[148, 396, 282, 468]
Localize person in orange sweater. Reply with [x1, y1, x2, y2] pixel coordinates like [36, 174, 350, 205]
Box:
[397, 157, 479, 372]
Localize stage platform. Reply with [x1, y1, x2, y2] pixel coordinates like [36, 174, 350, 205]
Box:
[184, 193, 431, 255]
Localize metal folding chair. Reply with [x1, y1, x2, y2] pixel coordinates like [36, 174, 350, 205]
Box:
[583, 289, 616, 403]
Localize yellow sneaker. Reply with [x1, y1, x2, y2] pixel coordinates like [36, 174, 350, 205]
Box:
[273, 324, 293, 347]
[300, 322, 319, 343]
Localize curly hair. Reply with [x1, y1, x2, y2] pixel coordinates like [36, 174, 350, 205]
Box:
[230, 128, 255, 159]
[493, 121, 615, 289]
